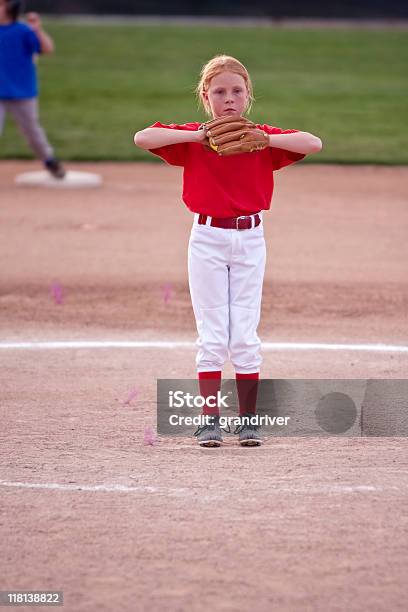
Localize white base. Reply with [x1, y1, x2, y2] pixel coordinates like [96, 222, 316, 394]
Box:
[15, 170, 102, 189]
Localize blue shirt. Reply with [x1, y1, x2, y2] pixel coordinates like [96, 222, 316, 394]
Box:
[0, 22, 41, 99]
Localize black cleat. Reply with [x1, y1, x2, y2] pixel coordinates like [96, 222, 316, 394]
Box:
[193, 415, 230, 447]
[233, 413, 263, 446]
[45, 158, 66, 179]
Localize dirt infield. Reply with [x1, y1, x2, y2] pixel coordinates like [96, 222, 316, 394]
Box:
[1, 160, 407, 611]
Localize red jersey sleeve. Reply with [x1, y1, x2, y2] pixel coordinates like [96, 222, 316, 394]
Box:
[260, 124, 306, 170]
[146, 121, 198, 167]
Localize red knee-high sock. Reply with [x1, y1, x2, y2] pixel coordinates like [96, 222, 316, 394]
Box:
[198, 371, 222, 416]
[236, 372, 259, 416]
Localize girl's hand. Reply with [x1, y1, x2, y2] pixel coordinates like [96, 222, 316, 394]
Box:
[26, 12, 42, 32]
[196, 127, 209, 143]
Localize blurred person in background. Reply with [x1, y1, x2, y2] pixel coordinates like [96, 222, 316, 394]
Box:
[0, 0, 66, 178]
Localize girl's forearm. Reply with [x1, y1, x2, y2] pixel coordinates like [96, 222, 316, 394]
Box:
[268, 132, 322, 154]
[134, 128, 202, 149]
[35, 29, 54, 54]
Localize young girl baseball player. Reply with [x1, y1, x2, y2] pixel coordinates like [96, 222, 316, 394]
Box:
[134, 54, 322, 447]
[0, 0, 65, 178]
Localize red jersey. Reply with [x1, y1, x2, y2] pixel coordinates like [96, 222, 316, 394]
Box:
[147, 121, 305, 218]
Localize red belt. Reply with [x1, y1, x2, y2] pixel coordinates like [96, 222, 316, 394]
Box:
[198, 213, 261, 230]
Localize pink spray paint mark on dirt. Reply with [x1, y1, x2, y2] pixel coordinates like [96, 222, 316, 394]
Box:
[143, 425, 157, 446]
[50, 281, 64, 305]
[161, 282, 173, 306]
[123, 387, 139, 406]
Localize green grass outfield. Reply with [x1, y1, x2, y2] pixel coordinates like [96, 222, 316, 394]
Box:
[1, 21, 407, 164]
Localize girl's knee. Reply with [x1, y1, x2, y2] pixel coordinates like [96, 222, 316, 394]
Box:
[196, 339, 229, 370]
[229, 336, 262, 371]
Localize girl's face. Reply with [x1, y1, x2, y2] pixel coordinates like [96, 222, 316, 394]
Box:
[0, 0, 11, 24]
[204, 71, 249, 119]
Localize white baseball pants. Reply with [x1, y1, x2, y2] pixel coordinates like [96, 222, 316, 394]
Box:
[188, 212, 266, 374]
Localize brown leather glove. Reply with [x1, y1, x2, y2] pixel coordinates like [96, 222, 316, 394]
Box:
[199, 114, 269, 156]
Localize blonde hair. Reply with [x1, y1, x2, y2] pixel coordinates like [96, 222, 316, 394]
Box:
[195, 54, 255, 117]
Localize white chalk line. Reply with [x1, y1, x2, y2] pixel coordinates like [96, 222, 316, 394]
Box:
[1, 340, 408, 352]
[0, 480, 188, 496]
[0, 479, 405, 496]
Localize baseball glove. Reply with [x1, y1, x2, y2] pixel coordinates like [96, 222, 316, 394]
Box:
[199, 114, 270, 156]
